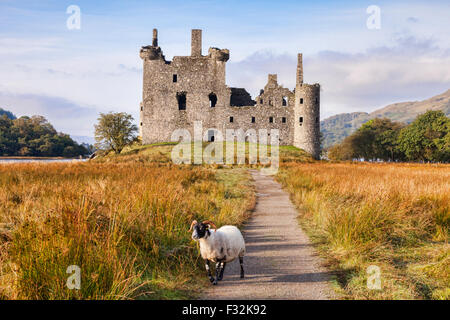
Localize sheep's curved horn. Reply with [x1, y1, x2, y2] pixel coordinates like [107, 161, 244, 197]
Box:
[188, 220, 198, 232]
[202, 220, 217, 232]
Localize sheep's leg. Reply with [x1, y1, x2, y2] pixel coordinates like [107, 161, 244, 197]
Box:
[239, 256, 244, 279]
[205, 260, 214, 283]
[218, 262, 226, 281]
[212, 261, 222, 285]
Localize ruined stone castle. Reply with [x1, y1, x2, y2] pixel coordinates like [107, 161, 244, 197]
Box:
[139, 29, 321, 159]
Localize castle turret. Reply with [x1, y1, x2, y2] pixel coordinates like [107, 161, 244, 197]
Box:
[140, 28, 164, 61]
[208, 47, 229, 62]
[139, 28, 231, 145]
[293, 53, 321, 159]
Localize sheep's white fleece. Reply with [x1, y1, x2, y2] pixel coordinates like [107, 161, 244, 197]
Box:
[198, 225, 245, 263]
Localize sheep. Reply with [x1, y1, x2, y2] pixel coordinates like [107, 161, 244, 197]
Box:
[189, 220, 245, 285]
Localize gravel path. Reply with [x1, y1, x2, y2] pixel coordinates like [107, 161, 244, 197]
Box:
[203, 169, 335, 300]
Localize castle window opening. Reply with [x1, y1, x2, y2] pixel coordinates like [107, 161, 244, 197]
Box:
[251, 116, 255, 123]
[177, 92, 186, 110]
[260, 99, 263, 104]
[140, 122, 143, 126]
[269, 117, 273, 123]
[316, 117, 319, 123]
[141, 106, 143, 111]
[208, 130, 215, 142]
[300, 98, 304, 104]
[315, 97, 318, 103]
[173, 74, 177, 82]
[209, 93, 217, 107]
[282, 117, 286, 123]
[282, 97, 287, 106]
[230, 116, 234, 123]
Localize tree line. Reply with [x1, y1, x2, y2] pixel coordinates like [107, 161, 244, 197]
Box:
[327, 110, 450, 162]
[0, 108, 16, 120]
[0, 114, 89, 157]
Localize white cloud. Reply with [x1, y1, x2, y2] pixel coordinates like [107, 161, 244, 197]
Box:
[0, 37, 64, 55]
[227, 35, 450, 119]
[0, 44, 142, 117]
[0, 91, 99, 137]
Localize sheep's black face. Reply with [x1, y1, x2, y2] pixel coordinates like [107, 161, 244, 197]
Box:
[192, 223, 209, 240]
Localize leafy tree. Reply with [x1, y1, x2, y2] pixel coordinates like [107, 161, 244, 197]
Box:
[397, 110, 450, 162]
[0, 115, 15, 155]
[346, 125, 375, 160]
[0, 115, 88, 157]
[326, 118, 403, 161]
[94, 112, 138, 154]
[339, 118, 404, 161]
[365, 118, 404, 161]
[327, 139, 355, 160]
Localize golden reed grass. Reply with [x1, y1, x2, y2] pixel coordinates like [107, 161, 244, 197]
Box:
[277, 162, 449, 299]
[0, 160, 254, 299]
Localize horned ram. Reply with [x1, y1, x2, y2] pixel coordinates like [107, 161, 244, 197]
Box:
[189, 220, 245, 285]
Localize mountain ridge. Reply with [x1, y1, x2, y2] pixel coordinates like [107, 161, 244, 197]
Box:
[321, 89, 450, 148]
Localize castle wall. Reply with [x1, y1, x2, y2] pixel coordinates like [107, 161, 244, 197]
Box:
[220, 102, 294, 145]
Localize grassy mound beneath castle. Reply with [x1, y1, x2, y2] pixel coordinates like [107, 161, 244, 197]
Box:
[96, 141, 314, 165]
[0, 144, 257, 299]
[277, 162, 450, 299]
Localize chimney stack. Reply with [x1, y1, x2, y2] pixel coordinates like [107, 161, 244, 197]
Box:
[297, 53, 303, 85]
[191, 29, 202, 56]
[152, 29, 158, 47]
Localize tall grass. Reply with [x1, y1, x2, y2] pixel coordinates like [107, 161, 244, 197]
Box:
[277, 162, 450, 299]
[0, 158, 254, 299]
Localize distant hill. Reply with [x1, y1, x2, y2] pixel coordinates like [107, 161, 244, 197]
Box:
[321, 89, 450, 148]
[72, 135, 96, 145]
[0, 115, 88, 157]
[0, 108, 16, 120]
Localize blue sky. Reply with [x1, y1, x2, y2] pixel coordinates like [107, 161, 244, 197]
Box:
[1, 0, 450, 142]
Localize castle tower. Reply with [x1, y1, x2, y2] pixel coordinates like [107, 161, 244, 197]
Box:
[139, 28, 166, 141]
[293, 53, 321, 159]
[139, 28, 231, 145]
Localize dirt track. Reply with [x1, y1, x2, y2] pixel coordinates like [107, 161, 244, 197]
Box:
[203, 169, 335, 300]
